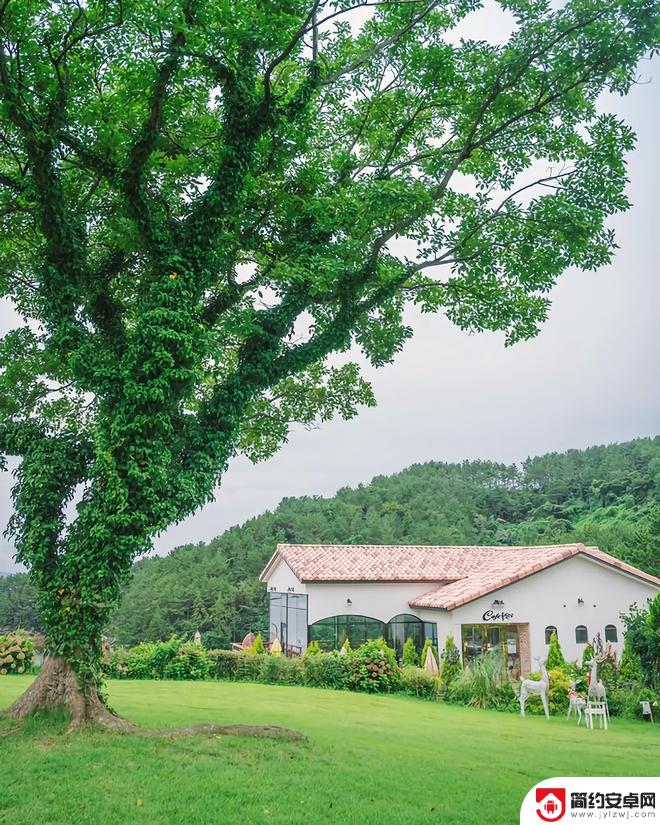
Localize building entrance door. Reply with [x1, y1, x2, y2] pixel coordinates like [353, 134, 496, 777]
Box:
[461, 623, 521, 679]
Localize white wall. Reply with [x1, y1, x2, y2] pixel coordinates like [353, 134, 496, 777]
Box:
[304, 581, 441, 625]
[265, 558, 305, 594]
[263, 554, 658, 664]
[439, 554, 658, 665]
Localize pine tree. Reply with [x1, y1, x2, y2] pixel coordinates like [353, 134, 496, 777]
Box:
[439, 635, 462, 687]
[545, 631, 566, 670]
[402, 637, 418, 667]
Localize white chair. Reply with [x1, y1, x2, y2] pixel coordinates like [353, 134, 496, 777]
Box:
[585, 700, 608, 730]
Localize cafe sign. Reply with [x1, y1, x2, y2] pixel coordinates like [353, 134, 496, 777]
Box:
[482, 609, 514, 621]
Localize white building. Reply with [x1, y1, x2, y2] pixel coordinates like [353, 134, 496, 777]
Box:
[260, 543, 659, 676]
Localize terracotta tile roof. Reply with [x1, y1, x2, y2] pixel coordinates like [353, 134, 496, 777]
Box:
[261, 543, 660, 609]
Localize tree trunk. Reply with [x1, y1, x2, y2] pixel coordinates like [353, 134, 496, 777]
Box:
[5, 655, 136, 733]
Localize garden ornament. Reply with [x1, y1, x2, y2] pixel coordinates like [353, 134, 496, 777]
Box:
[567, 680, 586, 724]
[587, 658, 609, 717]
[517, 657, 550, 719]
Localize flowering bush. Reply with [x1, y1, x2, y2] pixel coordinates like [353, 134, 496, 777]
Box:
[0, 632, 35, 675]
[348, 638, 400, 693]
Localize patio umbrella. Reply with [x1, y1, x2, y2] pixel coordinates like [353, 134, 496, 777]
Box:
[424, 644, 439, 675]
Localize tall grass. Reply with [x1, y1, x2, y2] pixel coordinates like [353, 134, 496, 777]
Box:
[456, 653, 512, 709]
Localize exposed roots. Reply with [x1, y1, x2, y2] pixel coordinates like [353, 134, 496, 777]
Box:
[139, 723, 306, 741]
[5, 657, 305, 741]
[5, 655, 136, 734]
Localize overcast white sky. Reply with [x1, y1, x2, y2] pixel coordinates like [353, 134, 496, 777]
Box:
[1, 23, 658, 573]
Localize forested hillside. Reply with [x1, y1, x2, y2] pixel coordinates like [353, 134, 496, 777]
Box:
[1, 437, 659, 646]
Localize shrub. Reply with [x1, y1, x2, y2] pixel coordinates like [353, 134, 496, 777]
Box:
[208, 649, 241, 680]
[348, 638, 400, 693]
[402, 637, 418, 667]
[304, 640, 321, 657]
[250, 634, 266, 655]
[302, 651, 353, 690]
[618, 639, 645, 685]
[439, 635, 462, 690]
[621, 597, 659, 687]
[104, 636, 206, 680]
[259, 656, 303, 685]
[0, 632, 35, 675]
[451, 653, 512, 710]
[523, 668, 570, 716]
[400, 666, 438, 699]
[420, 638, 438, 669]
[340, 638, 351, 655]
[234, 653, 267, 681]
[545, 631, 565, 670]
[608, 685, 658, 720]
[106, 641, 161, 680]
[163, 643, 211, 680]
[581, 642, 594, 671]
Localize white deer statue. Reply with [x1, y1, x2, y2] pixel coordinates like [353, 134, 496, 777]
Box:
[587, 658, 609, 717]
[518, 657, 550, 719]
[567, 680, 586, 724]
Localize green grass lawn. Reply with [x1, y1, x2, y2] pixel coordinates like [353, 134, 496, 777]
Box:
[1, 677, 657, 825]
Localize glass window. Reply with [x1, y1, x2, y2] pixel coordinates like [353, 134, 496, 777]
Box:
[269, 592, 308, 654]
[461, 624, 520, 676]
[309, 614, 385, 651]
[545, 626, 557, 645]
[269, 593, 285, 643]
[604, 624, 618, 643]
[575, 625, 588, 644]
[386, 614, 424, 659]
[423, 622, 438, 648]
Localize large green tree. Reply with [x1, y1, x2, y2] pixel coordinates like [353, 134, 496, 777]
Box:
[0, 0, 656, 727]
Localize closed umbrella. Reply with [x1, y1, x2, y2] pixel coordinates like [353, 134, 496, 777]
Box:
[424, 644, 439, 675]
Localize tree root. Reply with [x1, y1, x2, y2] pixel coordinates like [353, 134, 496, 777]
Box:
[5, 656, 305, 741]
[5, 655, 136, 734]
[138, 723, 306, 740]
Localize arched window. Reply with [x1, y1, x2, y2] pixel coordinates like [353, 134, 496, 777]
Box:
[575, 625, 588, 644]
[386, 614, 424, 658]
[309, 615, 384, 651]
[545, 626, 558, 645]
[604, 624, 618, 643]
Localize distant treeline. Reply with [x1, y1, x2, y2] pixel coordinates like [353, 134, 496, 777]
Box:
[1, 436, 658, 647]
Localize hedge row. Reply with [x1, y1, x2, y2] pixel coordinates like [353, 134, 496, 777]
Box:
[103, 637, 658, 720]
